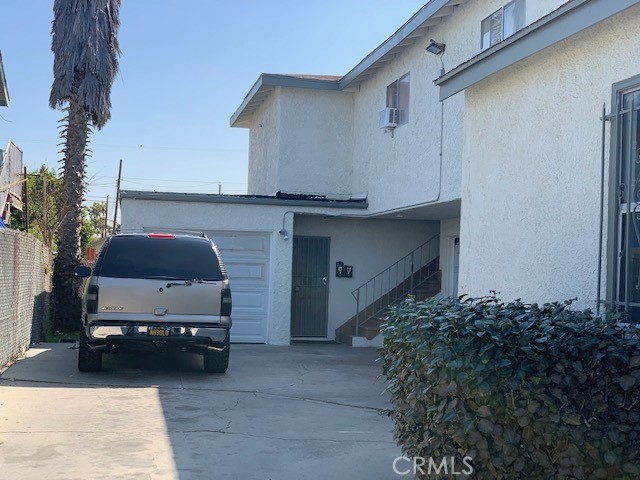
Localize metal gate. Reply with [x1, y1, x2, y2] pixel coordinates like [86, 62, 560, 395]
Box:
[608, 85, 640, 321]
[290, 236, 329, 337]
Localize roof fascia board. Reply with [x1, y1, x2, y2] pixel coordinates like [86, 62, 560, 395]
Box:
[230, 74, 341, 126]
[261, 74, 340, 90]
[230, 75, 264, 127]
[436, 0, 640, 101]
[338, 0, 450, 90]
[120, 191, 368, 209]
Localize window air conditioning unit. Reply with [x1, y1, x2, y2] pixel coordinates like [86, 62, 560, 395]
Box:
[379, 107, 399, 129]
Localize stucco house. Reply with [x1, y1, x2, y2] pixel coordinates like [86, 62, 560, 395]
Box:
[433, 0, 640, 322]
[121, 0, 639, 345]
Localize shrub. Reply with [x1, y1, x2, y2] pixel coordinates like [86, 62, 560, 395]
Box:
[380, 296, 640, 479]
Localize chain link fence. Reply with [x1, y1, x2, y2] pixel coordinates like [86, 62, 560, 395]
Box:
[0, 229, 53, 368]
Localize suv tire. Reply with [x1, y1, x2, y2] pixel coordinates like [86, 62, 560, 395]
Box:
[78, 328, 102, 372]
[203, 338, 230, 373]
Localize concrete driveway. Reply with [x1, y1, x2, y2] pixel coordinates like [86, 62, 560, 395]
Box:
[0, 343, 404, 480]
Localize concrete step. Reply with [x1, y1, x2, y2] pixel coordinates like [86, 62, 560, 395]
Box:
[335, 330, 353, 346]
[351, 318, 385, 340]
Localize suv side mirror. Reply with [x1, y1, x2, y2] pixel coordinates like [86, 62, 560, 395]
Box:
[73, 266, 92, 278]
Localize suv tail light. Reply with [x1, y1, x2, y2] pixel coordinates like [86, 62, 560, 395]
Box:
[86, 285, 99, 314]
[221, 288, 232, 316]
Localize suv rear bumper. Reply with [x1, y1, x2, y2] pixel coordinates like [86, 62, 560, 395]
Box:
[83, 313, 232, 328]
[85, 322, 230, 353]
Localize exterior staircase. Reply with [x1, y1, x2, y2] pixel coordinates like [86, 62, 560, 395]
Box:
[335, 234, 441, 346]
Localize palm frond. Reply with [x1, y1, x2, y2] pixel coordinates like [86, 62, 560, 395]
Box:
[49, 0, 121, 130]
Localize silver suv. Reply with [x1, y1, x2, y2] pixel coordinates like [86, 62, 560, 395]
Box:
[73, 233, 232, 373]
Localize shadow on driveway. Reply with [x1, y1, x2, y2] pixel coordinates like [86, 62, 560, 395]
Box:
[0, 343, 403, 480]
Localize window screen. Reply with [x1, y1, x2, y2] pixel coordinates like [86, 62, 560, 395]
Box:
[386, 82, 398, 109]
[503, 0, 525, 37]
[398, 74, 410, 125]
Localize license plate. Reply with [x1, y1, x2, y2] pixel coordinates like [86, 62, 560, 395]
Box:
[148, 327, 171, 337]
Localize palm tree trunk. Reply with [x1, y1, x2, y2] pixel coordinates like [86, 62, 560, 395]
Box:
[53, 97, 88, 331]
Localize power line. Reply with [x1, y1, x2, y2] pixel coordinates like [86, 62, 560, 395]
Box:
[15, 138, 246, 153]
[91, 175, 247, 185]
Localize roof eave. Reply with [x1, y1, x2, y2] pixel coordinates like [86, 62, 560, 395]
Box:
[338, 0, 452, 90]
[120, 190, 369, 209]
[230, 74, 341, 127]
[230, 0, 463, 126]
[434, 0, 640, 101]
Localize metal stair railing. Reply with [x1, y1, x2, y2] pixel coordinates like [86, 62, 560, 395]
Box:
[351, 233, 440, 337]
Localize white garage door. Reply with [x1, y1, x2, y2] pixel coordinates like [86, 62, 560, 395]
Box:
[205, 231, 270, 343]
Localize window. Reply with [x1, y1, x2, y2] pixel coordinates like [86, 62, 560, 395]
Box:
[481, 0, 525, 50]
[611, 85, 640, 322]
[98, 236, 223, 280]
[386, 73, 410, 126]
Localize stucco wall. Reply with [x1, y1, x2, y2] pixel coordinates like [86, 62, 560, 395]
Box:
[278, 89, 354, 196]
[248, 90, 281, 195]
[349, 29, 463, 214]
[344, 0, 571, 214]
[241, 0, 573, 210]
[459, 5, 640, 309]
[293, 216, 438, 338]
[526, 1, 571, 27]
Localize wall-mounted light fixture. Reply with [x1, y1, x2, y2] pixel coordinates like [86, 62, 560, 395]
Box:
[279, 210, 295, 241]
[425, 39, 446, 55]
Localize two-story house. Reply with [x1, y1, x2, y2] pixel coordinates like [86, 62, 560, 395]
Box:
[121, 0, 640, 345]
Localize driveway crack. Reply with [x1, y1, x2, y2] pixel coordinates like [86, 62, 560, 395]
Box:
[0, 379, 386, 412]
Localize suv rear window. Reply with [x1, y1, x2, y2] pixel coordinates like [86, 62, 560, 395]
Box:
[98, 236, 223, 280]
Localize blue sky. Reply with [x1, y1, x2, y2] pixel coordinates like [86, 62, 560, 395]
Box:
[0, 1, 426, 217]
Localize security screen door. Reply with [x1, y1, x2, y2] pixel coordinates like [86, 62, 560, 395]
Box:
[613, 86, 640, 322]
[291, 236, 329, 337]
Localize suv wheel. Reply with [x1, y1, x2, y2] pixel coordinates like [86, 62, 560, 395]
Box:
[78, 327, 102, 372]
[203, 337, 229, 373]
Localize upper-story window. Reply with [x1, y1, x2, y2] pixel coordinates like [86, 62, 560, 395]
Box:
[386, 73, 410, 126]
[481, 0, 525, 50]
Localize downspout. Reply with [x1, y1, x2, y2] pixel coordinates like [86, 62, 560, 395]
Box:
[425, 54, 448, 205]
[431, 97, 445, 204]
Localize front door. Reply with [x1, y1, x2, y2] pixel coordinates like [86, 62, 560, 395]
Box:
[291, 236, 329, 337]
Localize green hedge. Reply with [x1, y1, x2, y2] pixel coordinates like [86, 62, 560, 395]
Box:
[380, 297, 640, 479]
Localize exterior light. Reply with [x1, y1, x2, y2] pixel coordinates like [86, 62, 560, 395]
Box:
[426, 39, 446, 55]
[279, 228, 289, 241]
